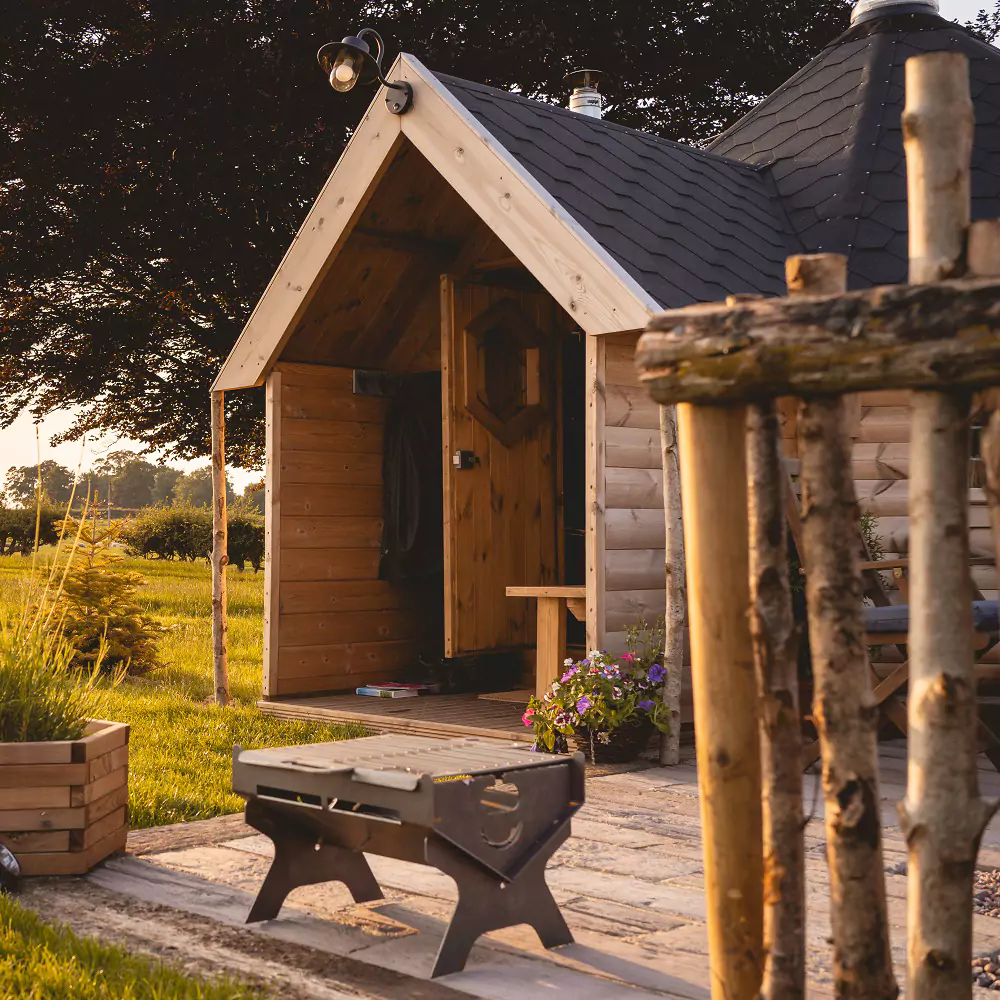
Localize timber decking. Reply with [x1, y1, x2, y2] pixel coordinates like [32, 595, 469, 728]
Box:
[258, 692, 529, 742]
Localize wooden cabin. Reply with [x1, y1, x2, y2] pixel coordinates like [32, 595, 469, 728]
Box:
[215, 1, 1000, 736]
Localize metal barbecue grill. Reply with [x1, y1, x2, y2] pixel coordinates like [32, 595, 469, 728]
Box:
[233, 734, 585, 977]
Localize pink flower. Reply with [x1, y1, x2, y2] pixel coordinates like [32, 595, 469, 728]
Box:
[622, 652, 635, 663]
[522, 708, 535, 727]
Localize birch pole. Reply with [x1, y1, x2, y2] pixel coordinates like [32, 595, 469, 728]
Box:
[659, 403, 685, 766]
[743, 256, 841, 1000]
[795, 253, 898, 1000]
[211, 389, 231, 707]
[899, 52, 998, 1000]
[675, 402, 763, 1000]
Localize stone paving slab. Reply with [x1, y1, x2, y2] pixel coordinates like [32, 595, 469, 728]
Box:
[19, 744, 1000, 999]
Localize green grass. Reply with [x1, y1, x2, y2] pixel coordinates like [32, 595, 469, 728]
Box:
[0, 553, 364, 829]
[0, 893, 261, 999]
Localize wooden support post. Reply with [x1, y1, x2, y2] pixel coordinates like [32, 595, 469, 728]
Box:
[675, 401, 763, 999]
[795, 253, 898, 1000]
[742, 258, 830, 1000]
[211, 389, 230, 707]
[535, 597, 567, 701]
[899, 52, 998, 1000]
[658, 404, 685, 766]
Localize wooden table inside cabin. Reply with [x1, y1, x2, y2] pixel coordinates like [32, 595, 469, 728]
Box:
[506, 586, 586, 699]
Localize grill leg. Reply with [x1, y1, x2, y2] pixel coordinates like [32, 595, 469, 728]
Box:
[427, 823, 573, 978]
[244, 801, 383, 922]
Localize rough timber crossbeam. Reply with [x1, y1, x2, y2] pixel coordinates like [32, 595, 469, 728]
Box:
[635, 276, 1000, 405]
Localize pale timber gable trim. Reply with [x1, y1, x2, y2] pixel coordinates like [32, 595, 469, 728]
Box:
[214, 55, 659, 391]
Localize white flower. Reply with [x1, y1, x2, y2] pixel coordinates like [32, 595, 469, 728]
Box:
[552, 682, 561, 692]
[588, 649, 602, 660]
[563, 658, 574, 667]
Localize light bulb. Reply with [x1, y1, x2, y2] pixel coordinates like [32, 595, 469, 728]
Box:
[334, 57, 355, 83]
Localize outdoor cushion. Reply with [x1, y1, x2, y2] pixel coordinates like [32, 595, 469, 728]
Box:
[863, 601, 1000, 635]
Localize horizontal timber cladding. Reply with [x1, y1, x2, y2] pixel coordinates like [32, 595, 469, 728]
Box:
[597, 339, 995, 650]
[267, 363, 436, 697]
[600, 332, 667, 642]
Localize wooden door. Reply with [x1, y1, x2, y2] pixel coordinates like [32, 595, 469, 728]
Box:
[441, 277, 559, 656]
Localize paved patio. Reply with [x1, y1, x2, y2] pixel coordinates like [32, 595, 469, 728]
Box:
[20, 743, 1000, 999]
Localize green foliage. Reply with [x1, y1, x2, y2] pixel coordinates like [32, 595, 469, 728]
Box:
[0, 551, 363, 828]
[121, 501, 263, 571]
[90, 450, 160, 509]
[121, 502, 212, 563]
[0, 894, 262, 999]
[526, 620, 670, 752]
[53, 514, 163, 674]
[2, 460, 74, 506]
[0, 3, 851, 466]
[0, 609, 102, 743]
[172, 466, 235, 508]
[0, 505, 61, 556]
[860, 508, 884, 562]
[151, 466, 184, 504]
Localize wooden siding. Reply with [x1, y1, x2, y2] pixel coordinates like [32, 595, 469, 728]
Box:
[595, 342, 997, 659]
[265, 362, 436, 697]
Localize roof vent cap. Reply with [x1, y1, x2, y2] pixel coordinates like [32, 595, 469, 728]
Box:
[565, 69, 603, 119]
[850, 0, 939, 25]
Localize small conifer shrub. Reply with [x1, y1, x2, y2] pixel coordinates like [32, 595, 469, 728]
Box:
[53, 513, 163, 674]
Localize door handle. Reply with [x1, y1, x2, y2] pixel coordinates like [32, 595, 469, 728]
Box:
[452, 450, 477, 471]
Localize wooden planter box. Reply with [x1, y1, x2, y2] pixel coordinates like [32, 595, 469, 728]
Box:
[0, 720, 129, 875]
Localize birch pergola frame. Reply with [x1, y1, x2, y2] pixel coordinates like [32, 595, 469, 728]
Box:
[635, 48, 1000, 1000]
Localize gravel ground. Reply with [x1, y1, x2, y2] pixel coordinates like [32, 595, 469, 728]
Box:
[975, 869, 1000, 918]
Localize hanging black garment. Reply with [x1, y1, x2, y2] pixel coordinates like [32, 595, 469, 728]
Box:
[379, 373, 443, 583]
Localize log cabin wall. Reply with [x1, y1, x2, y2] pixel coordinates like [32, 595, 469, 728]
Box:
[262, 361, 436, 697]
[593, 340, 997, 661]
[597, 332, 668, 653]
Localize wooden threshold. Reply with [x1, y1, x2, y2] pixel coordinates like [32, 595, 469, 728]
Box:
[258, 693, 529, 742]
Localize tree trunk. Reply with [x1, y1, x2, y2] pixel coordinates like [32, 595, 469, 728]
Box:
[795, 254, 898, 1000]
[746, 398, 804, 1000]
[675, 402, 763, 1000]
[899, 52, 998, 1000]
[211, 389, 230, 707]
[659, 403, 685, 766]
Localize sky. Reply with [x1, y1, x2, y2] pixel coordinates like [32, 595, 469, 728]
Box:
[0, 0, 992, 497]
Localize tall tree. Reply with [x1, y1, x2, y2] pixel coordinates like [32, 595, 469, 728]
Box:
[3, 460, 75, 506]
[90, 450, 159, 508]
[3, 2, 862, 466]
[173, 465, 234, 507]
[151, 466, 184, 505]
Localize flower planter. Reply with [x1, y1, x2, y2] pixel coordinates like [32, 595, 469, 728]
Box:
[571, 718, 655, 764]
[0, 719, 129, 876]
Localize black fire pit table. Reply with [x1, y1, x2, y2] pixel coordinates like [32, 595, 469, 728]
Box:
[232, 734, 585, 977]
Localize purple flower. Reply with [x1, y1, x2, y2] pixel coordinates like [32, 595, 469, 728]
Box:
[576, 696, 591, 714]
[638, 699, 655, 712]
[647, 663, 666, 685]
[555, 711, 573, 727]
[560, 667, 578, 683]
[580, 658, 591, 668]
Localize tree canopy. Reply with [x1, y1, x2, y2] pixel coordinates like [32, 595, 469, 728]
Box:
[2, 460, 75, 507]
[3, 1, 992, 468]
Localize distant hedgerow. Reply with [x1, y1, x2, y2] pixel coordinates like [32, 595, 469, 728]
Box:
[121, 501, 264, 570]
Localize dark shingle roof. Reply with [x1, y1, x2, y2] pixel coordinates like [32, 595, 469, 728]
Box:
[710, 13, 1000, 288]
[437, 75, 794, 309]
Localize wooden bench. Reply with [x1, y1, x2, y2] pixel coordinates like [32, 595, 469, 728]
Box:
[505, 586, 586, 698]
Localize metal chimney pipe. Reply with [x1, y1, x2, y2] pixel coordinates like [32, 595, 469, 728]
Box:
[565, 69, 603, 119]
[851, 0, 939, 25]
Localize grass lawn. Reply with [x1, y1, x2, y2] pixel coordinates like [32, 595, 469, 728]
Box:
[0, 893, 260, 999]
[0, 553, 364, 829]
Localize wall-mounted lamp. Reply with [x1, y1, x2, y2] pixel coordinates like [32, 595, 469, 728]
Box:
[317, 28, 413, 115]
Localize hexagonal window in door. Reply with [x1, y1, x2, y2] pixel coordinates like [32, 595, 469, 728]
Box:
[463, 298, 550, 446]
